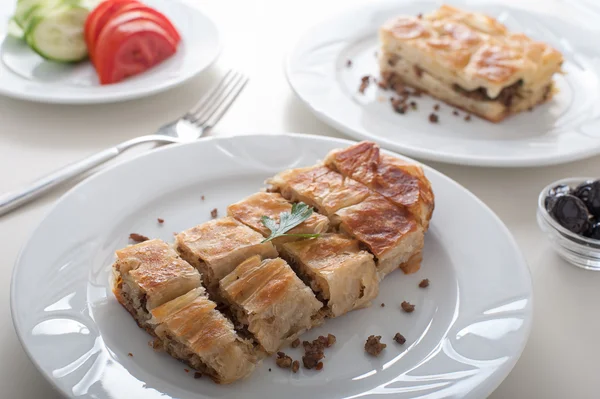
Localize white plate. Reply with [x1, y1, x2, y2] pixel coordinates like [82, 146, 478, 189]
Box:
[0, 0, 220, 104]
[11, 134, 532, 399]
[285, 0, 600, 167]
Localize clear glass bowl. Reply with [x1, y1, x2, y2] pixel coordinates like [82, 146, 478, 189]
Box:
[537, 177, 600, 270]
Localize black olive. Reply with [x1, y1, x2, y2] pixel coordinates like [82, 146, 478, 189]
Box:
[551, 194, 590, 234]
[545, 184, 571, 212]
[549, 184, 571, 197]
[584, 220, 600, 240]
[574, 181, 600, 217]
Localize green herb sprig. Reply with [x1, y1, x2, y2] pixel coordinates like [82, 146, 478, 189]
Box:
[260, 202, 321, 243]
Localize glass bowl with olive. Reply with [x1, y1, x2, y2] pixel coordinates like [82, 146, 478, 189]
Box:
[537, 177, 600, 270]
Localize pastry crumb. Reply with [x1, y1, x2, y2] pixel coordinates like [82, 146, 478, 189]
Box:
[157, 218, 164, 224]
[401, 301, 415, 313]
[129, 233, 149, 243]
[364, 335, 386, 356]
[210, 208, 218, 219]
[428, 113, 439, 123]
[393, 333, 406, 345]
[419, 278, 429, 288]
[127, 352, 133, 357]
[292, 360, 300, 373]
[291, 338, 301, 348]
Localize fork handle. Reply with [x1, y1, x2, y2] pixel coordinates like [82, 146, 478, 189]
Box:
[0, 146, 121, 217]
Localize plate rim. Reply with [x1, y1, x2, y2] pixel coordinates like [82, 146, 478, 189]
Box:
[283, 0, 600, 167]
[10, 133, 533, 398]
[0, 0, 222, 105]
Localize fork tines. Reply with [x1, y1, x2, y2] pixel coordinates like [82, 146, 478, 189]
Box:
[184, 70, 249, 129]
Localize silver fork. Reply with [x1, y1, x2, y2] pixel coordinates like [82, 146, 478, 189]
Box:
[0, 70, 249, 217]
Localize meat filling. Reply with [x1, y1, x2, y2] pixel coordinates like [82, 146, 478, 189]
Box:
[452, 80, 524, 107]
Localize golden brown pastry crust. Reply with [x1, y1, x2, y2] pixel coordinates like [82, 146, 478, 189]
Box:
[114, 239, 202, 311]
[151, 288, 257, 384]
[227, 192, 329, 248]
[175, 217, 278, 290]
[266, 165, 370, 216]
[281, 234, 379, 317]
[324, 141, 434, 229]
[379, 5, 562, 121]
[332, 195, 424, 276]
[381, 5, 563, 95]
[219, 256, 323, 354]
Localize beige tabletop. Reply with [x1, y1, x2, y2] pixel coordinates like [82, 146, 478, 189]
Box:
[1, 0, 600, 397]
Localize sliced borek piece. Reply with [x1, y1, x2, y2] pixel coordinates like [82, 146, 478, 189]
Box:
[175, 217, 278, 294]
[219, 255, 323, 354]
[280, 233, 379, 318]
[112, 239, 202, 333]
[266, 165, 370, 216]
[324, 141, 434, 229]
[227, 192, 329, 249]
[331, 195, 424, 276]
[150, 287, 258, 384]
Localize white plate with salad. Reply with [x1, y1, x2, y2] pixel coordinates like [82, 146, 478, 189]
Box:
[0, 0, 221, 104]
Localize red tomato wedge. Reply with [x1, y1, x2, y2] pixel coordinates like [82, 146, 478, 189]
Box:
[84, 0, 139, 59]
[105, 3, 181, 43]
[94, 20, 177, 85]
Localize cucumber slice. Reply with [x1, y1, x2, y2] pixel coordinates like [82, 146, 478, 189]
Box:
[25, 5, 89, 62]
[13, 0, 42, 28]
[7, 18, 24, 38]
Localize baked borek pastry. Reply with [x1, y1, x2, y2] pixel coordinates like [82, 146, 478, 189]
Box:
[266, 165, 370, 216]
[150, 287, 258, 384]
[112, 239, 202, 333]
[219, 255, 323, 354]
[280, 234, 379, 317]
[331, 195, 424, 276]
[324, 141, 434, 229]
[175, 217, 278, 294]
[227, 192, 329, 249]
[379, 5, 563, 122]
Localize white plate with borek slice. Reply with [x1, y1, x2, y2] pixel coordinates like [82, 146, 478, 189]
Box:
[0, 0, 220, 104]
[11, 134, 532, 399]
[285, 0, 600, 167]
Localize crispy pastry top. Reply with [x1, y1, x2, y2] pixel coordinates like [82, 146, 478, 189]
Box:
[380, 4, 563, 97]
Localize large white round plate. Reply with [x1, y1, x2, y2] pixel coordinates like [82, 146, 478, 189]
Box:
[285, 0, 600, 167]
[11, 134, 532, 398]
[0, 0, 220, 104]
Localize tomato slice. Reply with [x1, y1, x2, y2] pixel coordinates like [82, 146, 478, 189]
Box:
[103, 4, 181, 43]
[84, 0, 140, 59]
[94, 20, 177, 84]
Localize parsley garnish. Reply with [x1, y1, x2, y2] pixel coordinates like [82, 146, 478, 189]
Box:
[261, 202, 321, 243]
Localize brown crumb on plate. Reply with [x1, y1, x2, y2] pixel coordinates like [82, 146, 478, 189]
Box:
[393, 333, 406, 345]
[464, 114, 471, 121]
[380, 303, 385, 307]
[453, 110, 459, 116]
[184, 369, 189, 373]
[401, 301, 415, 313]
[359, 76, 371, 94]
[315, 362, 324, 371]
[127, 352, 133, 357]
[210, 208, 218, 219]
[364, 335, 386, 356]
[433, 104, 440, 111]
[292, 360, 300, 373]
[201, 195, 205, 200]
[346, 59, 352, 67]
[129, 233, 149, 243]
[291, 338, 301, 348]
[428, 113, 439, 123]
[419, 279, 429, 288]
[276, 352, 293, 368]
[157, 218, 164, 224]
[194, 372, 202, 379]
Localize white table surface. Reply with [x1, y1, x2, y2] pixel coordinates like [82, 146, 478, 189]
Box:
[1, 0, 599, 397]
